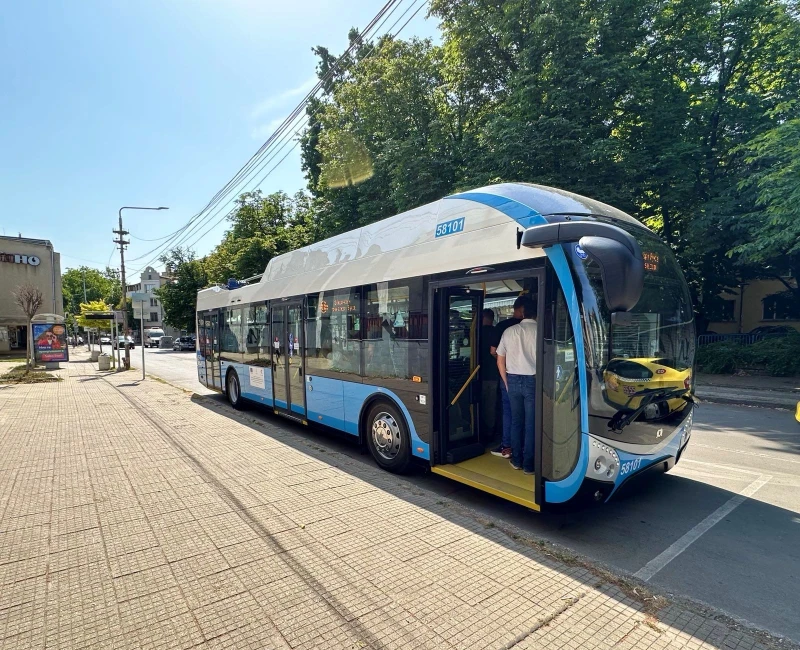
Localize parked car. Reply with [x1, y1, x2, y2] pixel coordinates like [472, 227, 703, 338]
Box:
[99, 335, 112, 345]
[112, 336, 135, 350]
[172, 336, 196, 351]
[749, 325, 795, 339]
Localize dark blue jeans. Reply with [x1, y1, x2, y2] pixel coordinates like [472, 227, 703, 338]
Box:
[500, 380, 512, 449]
[507, 374, 536, 472]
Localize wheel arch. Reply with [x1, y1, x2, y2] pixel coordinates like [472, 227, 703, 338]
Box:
[357, 393, 411, 450]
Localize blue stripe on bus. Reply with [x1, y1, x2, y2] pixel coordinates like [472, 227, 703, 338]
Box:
[445, 191, 547, 228]
[447, 190, 590, 503]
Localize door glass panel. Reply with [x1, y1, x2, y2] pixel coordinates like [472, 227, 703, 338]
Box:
[288, 304, 305, 414]
[209, 313, 221, 389]
[447, 295, 480, 444]
[272, 307, 288, 407]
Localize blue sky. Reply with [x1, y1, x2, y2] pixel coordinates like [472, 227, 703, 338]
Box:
[0, 0, 438, 276]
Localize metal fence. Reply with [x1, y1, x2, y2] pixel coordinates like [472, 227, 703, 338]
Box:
[697, 333, 762, 346]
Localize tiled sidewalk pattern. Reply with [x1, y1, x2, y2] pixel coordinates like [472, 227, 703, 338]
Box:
[0, 359, 773, 649]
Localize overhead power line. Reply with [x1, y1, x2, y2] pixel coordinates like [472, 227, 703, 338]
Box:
[130, 0, 429, 275]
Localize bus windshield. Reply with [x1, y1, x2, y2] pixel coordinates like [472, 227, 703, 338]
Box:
[571, 228, 696, 445]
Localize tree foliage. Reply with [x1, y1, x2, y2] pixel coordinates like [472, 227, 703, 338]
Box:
[155, 248, 208, 333]
[62, 266, 123, 315]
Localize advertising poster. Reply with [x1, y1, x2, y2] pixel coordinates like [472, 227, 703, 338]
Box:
[33, 323, 69, 363]
[249, 366, 265, 390]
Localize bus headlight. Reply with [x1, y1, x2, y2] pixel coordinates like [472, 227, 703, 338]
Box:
[587, 437, 620, 482]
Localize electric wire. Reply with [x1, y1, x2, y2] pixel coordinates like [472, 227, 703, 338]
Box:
[130, 0, 428, 275]
[125, 0, 402, 269]
[179, 0, 429, 255]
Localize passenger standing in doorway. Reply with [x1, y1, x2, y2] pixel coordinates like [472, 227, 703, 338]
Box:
[489, 297, 524, 459]
[480, 309, 499, 443]
[496, 298, 537, 474]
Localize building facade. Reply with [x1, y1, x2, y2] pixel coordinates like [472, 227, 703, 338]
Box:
[0, 235, 63, 354]
[126, 266, 179, 339]
[706, 277, 800, 334]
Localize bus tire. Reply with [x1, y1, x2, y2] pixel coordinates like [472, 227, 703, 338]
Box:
[365, 401, 411, 474]
[226, 369, 245, 411]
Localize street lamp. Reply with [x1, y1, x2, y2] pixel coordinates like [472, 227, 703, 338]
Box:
[115, 206, 169, 370]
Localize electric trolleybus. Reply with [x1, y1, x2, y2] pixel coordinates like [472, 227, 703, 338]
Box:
[196, 183, 696, 510]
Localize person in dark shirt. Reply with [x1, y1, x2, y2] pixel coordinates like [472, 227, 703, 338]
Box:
[490, 297, 525, 458]
[480, 309, 499, 442]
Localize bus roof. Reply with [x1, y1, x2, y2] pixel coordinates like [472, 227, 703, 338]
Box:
[197, 182, 646, 311]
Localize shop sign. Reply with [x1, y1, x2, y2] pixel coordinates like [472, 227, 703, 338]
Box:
[33, 323, 69, 363]
[0, 252, 41, 266]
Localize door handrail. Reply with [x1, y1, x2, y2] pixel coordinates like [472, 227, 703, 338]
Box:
[449, 364, 480, 407]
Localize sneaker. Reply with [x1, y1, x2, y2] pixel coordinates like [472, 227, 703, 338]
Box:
[490, 445, 505, 457]
[510, 461, 522, 471]
[523, 468, 535, 475]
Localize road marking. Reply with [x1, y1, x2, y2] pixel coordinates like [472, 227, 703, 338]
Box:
[691, 443, 800, 465]
[680, 458, 762, 475]
[634, 474, 772, 582]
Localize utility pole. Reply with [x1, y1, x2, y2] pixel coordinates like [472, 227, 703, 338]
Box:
[116, 206, 169, 371]
[113, 216, 130, 369]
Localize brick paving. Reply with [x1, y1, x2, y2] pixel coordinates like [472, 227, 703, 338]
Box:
[0, 356, 781, 649]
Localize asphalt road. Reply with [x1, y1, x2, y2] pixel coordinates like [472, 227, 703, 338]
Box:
[142, 347, 800, 642]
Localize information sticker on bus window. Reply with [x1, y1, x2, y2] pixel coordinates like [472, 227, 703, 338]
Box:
[435, 217, 465, 238]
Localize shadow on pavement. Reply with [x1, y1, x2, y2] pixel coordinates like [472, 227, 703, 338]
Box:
[185, 393, 800, 645]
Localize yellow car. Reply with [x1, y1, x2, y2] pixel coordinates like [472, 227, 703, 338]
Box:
[603, 357, 692, 422]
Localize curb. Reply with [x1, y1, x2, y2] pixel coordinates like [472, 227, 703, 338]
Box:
[695, 392, 796, 410]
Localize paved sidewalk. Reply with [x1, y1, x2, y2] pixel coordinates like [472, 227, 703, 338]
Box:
[0, 361, 788, 649]
[696, 373, 799, 409]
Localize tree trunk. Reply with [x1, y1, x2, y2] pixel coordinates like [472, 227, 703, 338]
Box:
[27, 319, 33, 369]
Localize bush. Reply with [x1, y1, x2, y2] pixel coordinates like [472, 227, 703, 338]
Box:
[696, 332, 800, 376]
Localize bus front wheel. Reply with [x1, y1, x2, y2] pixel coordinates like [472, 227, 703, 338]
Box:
[365, 401, 411, 473]
[226, 369, 245, 410]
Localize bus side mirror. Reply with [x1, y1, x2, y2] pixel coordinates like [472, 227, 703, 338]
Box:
[520, 221, 645, 312]
[578, 235, 644, 312]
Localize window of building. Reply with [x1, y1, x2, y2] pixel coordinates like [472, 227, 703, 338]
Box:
[220, 307, 244, 361]
[306, 289, 361, 376]
[763, 292, 800, 321]
[364, 279, 427, 381]
[719, 299, 736, 322]
[149, 312, 159, 322]
[243, 303, 270, 366]
[150, 298, 158, 307]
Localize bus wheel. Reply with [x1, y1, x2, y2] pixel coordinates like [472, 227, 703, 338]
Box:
[226, 370, 245, 410]
[365, 402, 410, 473]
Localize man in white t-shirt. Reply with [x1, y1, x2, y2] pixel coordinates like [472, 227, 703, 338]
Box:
[496, 298, 537, 474]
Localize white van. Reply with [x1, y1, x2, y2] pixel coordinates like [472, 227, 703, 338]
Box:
[144, 328, 165, 348]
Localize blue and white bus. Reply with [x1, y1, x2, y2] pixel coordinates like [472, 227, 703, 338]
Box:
[196, 183, 695, 510]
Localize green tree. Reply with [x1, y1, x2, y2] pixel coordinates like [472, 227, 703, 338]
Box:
[61, 267, 119, 315]
[155, 248, 208, 333]
[76, 300, 113, 330]
[204, 191, 316, 284]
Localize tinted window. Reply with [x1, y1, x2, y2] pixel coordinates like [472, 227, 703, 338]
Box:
[243, 303, 271, 366]
[220, 307, 244, 361]
[307, 289, 361, 376]
[364, 279, 428, 381]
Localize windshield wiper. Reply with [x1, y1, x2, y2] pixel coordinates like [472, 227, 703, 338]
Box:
[608, 387, 693, 433]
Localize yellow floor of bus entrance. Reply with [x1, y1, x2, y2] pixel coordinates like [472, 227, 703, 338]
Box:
[431, 451, 540, 511]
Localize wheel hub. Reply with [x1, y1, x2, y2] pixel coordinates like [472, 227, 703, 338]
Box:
[371, 412, 400, 460]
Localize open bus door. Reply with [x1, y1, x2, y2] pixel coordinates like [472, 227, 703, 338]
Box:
[431, 271, 544, 511]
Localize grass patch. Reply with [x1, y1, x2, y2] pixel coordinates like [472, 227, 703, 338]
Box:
[0, 365, 61, 384]
[0, 356, 27, 363]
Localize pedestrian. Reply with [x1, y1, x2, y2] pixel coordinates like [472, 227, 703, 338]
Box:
[496, 297, 537, 474]
[480, 308, 499, 443]
[489, 297, 525, 459]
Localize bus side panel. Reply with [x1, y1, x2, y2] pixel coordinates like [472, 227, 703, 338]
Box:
[221, 360, 275, 406]
[342, 382, 430, 460]
[306, 375, 346, 431]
